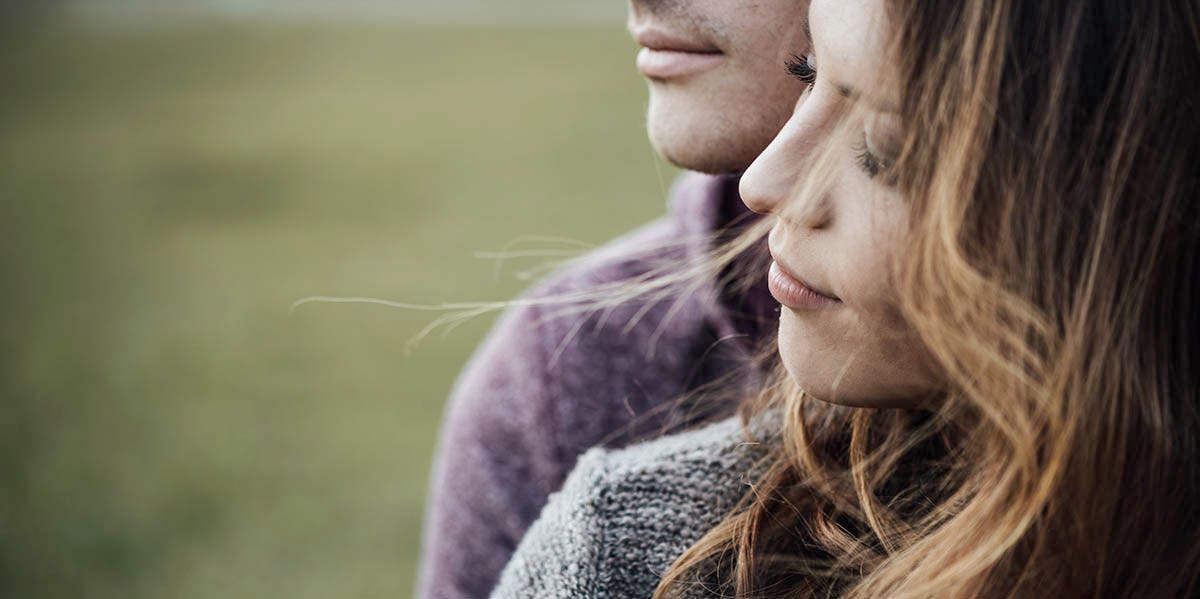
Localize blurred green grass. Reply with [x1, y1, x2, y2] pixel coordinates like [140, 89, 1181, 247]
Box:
[0, 21, 676, 598]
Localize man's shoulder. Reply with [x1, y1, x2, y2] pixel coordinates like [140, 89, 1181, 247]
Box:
[425, 172, 754, 598]
[522, 171, 736, 296]
[452, 170, 746, 426]
[439, 169, 750, 478]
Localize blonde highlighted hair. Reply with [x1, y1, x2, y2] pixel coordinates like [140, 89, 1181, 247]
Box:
[656, 1, 1200, 597]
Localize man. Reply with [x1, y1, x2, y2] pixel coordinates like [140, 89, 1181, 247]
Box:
[418, 2, 810, 597]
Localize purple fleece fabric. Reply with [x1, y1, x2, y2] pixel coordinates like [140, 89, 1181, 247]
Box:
[416, 172, 775, 599]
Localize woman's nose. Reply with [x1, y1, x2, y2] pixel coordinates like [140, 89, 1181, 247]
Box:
[739, 108, 832, 228]
[740, 132, 794, 216]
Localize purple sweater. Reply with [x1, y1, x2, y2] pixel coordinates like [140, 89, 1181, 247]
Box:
[417, 172, 774, 599]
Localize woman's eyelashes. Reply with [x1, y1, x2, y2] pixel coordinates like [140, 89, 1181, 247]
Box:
[853, 139, 895, 182]
[786, 55, 897, 185]
[786, 54, 818, 88]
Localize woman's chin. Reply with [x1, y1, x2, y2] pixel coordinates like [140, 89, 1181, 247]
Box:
[779, 346, 937, 409]
[778, 301, 941, 409]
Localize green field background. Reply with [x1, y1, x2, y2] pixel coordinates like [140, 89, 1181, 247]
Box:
[0, 20, 676, 598]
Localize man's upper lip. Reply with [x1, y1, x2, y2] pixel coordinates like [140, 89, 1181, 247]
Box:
[768, 246, 840, 301]
[631, 26, 721, 54]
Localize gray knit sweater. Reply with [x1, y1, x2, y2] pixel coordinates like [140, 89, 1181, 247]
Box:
[489, 415, 780, 598]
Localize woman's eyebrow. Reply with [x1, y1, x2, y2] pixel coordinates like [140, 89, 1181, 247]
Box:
[835, 81, 900, 114]
[805, 16, 869, 107]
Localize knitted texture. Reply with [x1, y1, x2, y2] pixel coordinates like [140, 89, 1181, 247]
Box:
[490, 414, 778, 599]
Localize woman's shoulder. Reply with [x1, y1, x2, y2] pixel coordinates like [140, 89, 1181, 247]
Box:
[596, 411, 779, 487]
[490, 413, 781, 598]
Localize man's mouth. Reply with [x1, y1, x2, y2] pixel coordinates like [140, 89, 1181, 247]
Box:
[631, 26, 724, 80]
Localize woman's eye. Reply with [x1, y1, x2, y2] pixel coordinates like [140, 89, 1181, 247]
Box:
[786, 54, 818, 88]
[853, 139, 896, 183]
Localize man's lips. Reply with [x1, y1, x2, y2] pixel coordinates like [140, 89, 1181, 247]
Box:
[631, 26, 724, 79]
[632, 27, 721, 54]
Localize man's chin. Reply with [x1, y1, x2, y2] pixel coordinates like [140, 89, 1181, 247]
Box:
[649, 127, 758, 175]
[646, 99, 768, 175]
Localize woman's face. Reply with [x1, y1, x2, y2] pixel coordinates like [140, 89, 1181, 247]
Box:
[740, 0, 939, 407]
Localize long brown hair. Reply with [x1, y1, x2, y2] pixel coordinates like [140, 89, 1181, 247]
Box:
[657, 0, 1200, 596]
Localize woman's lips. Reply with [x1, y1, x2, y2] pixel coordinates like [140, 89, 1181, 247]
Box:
[632, 28, 724, 79]
[768, 260, 841, 310]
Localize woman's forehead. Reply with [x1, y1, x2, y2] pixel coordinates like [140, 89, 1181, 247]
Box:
[810, 0, 900, 114]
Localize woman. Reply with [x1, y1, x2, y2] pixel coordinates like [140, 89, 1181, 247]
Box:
[492, 0, 1200, 596]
